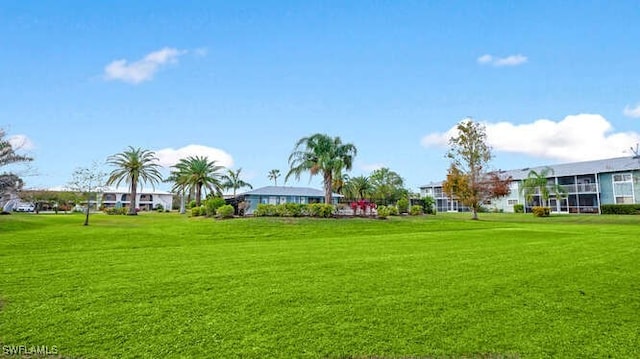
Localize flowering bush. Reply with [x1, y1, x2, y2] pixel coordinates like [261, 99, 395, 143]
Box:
[349, 200, 376, 216]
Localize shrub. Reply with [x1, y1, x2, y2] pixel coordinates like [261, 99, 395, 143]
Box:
[155, 204, 164, 212]
[410, 205, 423, 216]
[387, 205, 399, 216]
[204, 197, 226, 217]
[282, 203, 305, 217]
[308, 203, 334, 218]
[396, 198, 409, 214]
[377, 205, 390, 219]
[104, 207, 127, 215]
[191, 206, 205, 217]
[254, 204, 277, 217]
[532, 206, 551, 217]
[187, 200, 197, 209]
[422, 196, 436, 214]
[513, 204, 524, 213]
[600, 204, 640, 215]
[350, 199, 376, 216]
[216, 204, 235, 219]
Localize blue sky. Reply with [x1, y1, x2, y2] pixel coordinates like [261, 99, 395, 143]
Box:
[4, 1, 640, 192]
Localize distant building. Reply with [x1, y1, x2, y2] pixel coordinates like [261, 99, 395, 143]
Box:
[100, 189, 174, 211]
[420, 156, 640, 214]
[237, 186, 343, 215]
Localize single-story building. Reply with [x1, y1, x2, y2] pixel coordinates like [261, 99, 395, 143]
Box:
[236, 186, 343, 215]
[420, 156, 640, 214]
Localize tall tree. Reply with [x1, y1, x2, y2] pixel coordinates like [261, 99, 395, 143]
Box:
[222, 168, 253, 198]
[106, 146, 163, 215]
[442, 119, 511, 220]
[369, 167, 407, 204]
[520, 167, 566, 208]
[67, 163, 107, 225]
[267, 169, 281, 186]
[286, 133, 357, 205]
[170, 155, 224, 207]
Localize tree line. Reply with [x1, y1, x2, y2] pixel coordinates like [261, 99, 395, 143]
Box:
[4, 120, 563, 221]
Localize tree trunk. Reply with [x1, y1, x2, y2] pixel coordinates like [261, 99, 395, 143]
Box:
[179, 190, 186, 214]
[84, 193, 91, 225]
[129, 179, 138, 215]
[195, 183, 202, 207]
[323, 172, 332, 205]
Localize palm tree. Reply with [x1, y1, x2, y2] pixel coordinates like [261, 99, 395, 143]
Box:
[267, 169, 281, 186]
[520, 167, 567, 209]
[222, 168, 253, 198]
[164, 172, 187, 214]
[170, 156, 224, 207]
[286, 133, 357, 204]
[345, 175, 373, 200]
[106, 146, 162, 215]
[332, 170, 350, 195]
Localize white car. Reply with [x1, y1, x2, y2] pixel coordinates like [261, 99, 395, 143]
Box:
[15, 203, 35, 212]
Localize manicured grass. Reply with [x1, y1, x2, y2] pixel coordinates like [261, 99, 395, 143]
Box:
[1, 212, 639, 358]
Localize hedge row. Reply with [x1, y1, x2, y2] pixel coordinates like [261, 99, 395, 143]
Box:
[254, 203, 334, 218]
[600, 204, 640, 215]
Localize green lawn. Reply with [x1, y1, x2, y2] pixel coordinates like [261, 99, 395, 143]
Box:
[1, 212, 639, 358]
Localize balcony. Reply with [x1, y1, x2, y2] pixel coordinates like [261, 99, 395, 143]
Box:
[558, 183, 598, 193]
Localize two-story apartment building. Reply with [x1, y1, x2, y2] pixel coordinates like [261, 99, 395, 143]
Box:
[420, 156, 640, 214]
[100, 189, 174, 211]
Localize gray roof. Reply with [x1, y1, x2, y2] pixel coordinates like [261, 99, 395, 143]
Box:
[239, 186, 343, 197]
[421, 156, 640, 188]
[503, 156, 640, 180]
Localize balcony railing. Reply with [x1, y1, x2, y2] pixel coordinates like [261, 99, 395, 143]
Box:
[557, 183, 598, 193]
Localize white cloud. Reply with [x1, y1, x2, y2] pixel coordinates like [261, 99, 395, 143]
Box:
[104, 47, 186, 84]
[8, 134, 35, 151]
[155, 144, 234, 168]
[623, 104, 640, 118]
[477, 54, 528, 67]
[477, 54, 493, 64]
[421, 114, 640, 162]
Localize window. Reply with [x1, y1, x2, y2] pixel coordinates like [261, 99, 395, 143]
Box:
[613, 173, 632, 182]
[507, 199, 518, 205]
[613, 173, 634, 204]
